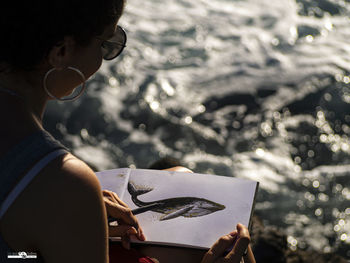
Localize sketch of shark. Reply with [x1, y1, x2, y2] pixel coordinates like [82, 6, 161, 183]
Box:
[128, 181, 225, 221]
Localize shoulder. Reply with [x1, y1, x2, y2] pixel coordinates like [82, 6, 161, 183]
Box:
[31, 152, 103, 210]
[36, 153, 108, 262]
[2, 153, 108, 262]
[47, 152, 101, 193]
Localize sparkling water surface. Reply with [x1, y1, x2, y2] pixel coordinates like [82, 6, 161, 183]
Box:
[45, 0, 350, 258]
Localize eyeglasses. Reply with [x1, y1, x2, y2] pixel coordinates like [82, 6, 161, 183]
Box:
[98, 25, 127, 60]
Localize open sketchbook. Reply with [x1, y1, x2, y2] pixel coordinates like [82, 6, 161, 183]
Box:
[96, 168, 259, 250]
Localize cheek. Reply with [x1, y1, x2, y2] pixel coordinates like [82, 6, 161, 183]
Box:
[89, 44, 104, 72]
[76, 44, 103, 79]
[86, 56, 102, 78]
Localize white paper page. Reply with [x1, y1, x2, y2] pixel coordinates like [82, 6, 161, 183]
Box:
[121, 169, 258, 249]
[95, 168, 131, 199]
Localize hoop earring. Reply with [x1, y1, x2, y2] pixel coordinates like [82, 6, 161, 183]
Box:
[43, 66, 86, 101]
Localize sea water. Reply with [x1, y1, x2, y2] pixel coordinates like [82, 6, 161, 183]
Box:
[44, 0, 350, 258]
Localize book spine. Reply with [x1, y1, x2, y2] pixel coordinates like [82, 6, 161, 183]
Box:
[248, 182, 259, 231]
[120, 168, 131, 200]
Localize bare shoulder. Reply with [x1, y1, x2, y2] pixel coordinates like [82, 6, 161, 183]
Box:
[35, 153, 103, 212]
[37, 153, 108, 262]
[50, 153, 102, 192]
[1, 153, 108, 263]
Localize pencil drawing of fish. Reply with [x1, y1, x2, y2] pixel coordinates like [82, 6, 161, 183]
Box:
[128, 181, 225, 221]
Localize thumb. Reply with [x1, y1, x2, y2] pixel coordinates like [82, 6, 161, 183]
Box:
[109, 225, 137, 237]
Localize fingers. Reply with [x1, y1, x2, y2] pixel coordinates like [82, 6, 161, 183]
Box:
[202, 234, 236, 263]
[103, 189, 129, 208]
[225, 236, 249, 262]
[103, 190, 146, 241]
[108, 225, 137, 250]
[201, 224, 254, 263]
[225, 224, 252, 262]
[109, 225, 137, 237]
[137, 226, 146, 241]
[243, 245, 256, 263]
[104, 198, 137, 228]
[236, 223, 250, 240]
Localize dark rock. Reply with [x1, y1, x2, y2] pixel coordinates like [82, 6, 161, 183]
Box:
[250, 215, 287, 263]
[250, 215, 348, 263]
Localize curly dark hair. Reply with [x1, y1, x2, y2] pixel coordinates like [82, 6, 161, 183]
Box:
[0, 0, 125, 71]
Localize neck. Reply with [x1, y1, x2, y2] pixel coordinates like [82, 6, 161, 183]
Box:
[0, 71, 48, 124]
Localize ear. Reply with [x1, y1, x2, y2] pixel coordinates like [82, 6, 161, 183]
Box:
[47, 36, 76, 70]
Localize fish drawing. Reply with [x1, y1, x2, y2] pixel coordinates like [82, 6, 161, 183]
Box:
[128, 181, 225, 221]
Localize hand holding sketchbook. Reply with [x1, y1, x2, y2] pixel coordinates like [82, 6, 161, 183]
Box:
[96, 168, 259, 250]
